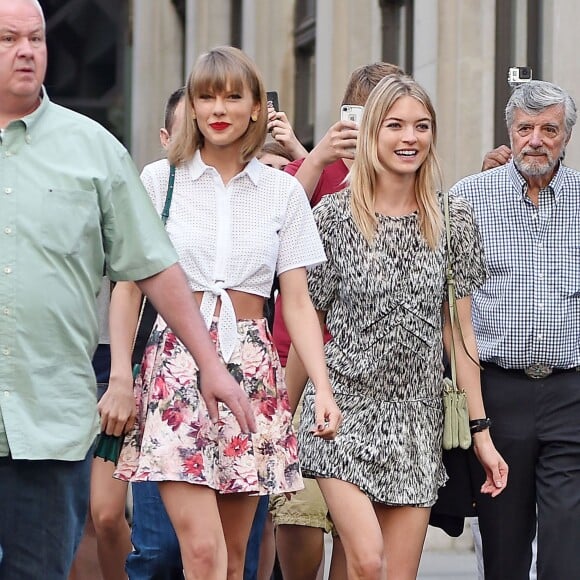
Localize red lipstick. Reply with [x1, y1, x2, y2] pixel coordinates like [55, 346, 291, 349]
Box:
[210, 122, 230, 131]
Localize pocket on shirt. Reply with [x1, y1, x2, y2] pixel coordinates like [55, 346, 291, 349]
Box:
[41, 188, 99, 255]
[562, 247, 580, 298]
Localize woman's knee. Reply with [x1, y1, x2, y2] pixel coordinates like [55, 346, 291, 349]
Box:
[91, 503, 127, 536]
[181, 533, 225, 570]
[349, 551, 384, 580]
[223, 536, 248, 578]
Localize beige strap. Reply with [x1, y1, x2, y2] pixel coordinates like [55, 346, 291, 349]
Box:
[443, 191, 481, 392]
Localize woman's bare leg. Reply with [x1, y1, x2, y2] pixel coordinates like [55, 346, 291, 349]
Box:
[374, 505, 430, 580]
[257, 513, 276, 580]
[159, 482, 227, 580]
[90, 457, 131, 580]
[218, 493, 260, 580]
[276, 524, 325, 580]
[328, 535, 348, 580]
[317, 478, 385, 580]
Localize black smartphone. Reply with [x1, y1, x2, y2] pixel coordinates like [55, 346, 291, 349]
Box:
[266, 91, 279, 112]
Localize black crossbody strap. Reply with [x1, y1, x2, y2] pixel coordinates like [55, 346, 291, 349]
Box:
[131, 164, 176, 355]
[161, 164, 176, 225]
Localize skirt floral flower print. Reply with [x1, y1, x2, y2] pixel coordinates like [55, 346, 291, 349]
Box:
[115, 316, 303, 495]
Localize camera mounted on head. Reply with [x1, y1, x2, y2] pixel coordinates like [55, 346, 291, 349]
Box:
[508, 66, 533, 88]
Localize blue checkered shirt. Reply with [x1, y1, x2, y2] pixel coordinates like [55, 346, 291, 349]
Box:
[451, 160, 580, 369]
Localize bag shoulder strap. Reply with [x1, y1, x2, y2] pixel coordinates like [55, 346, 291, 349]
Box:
[131, 165, 176, 353]
[161, 164, 176, 225]
[443, 191, 459, 389]
[443, 191, 481, 390]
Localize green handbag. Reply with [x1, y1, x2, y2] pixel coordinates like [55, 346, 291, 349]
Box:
[441, 191, 472, 451]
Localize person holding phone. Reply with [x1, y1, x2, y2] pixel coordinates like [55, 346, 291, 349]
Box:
[266, 91, 308, 162]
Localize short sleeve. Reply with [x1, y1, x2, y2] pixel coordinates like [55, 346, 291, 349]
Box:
[306, 195, 340, 311]
[276, 180, 326, 274]
[102, 152, 178, 282]
[447, 193, 487, 299]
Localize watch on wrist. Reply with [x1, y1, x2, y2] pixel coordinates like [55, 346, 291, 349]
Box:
[469, 417, 492, 434]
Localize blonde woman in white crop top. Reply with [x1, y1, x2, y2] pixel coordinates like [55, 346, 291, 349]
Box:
[109, 47, 341, 580]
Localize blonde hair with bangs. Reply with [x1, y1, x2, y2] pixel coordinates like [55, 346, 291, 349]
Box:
[349, 74, 443, 249]
[168, 46, 267, 166]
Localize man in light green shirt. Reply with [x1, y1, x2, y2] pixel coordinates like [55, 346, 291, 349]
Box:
[0, 1, 255, 578]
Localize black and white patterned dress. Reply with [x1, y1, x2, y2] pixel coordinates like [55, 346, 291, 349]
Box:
[298, 188, 486, 507]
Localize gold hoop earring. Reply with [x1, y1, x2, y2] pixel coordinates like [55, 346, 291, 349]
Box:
[251, 112, 258, 122]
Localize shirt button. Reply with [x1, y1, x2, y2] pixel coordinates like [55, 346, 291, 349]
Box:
[4, 187, 12, 194]
[2, 348, 9, 356]
[3, 227, 11, 235]
[3, 391, 9, 398]
[3, 267, 12, 274]
[537, 334, 543, 340]
[2, 308, 10, 315]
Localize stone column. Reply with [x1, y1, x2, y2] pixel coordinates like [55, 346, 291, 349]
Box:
[314, 0, 382, 143]
[251, 0, 297, 123]
[436, 0, 496, 188]
[131, 0, 183, 169]
[541, 0, 580, 168]
[184, 0, 231, 73]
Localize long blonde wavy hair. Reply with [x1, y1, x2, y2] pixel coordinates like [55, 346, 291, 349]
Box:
[349, 74, 443, 249]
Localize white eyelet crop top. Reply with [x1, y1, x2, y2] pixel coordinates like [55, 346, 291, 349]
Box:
[140, 151, 326, 361]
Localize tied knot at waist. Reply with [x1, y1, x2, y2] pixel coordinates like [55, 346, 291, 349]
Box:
[199, 286, 237, 363]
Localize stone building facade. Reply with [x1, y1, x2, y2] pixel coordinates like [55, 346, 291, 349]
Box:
[44, 0, 580, 186]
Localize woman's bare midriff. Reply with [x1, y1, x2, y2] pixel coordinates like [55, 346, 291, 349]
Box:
[193, 289, 265, 319]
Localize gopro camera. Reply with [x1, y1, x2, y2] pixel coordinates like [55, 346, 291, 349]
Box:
[508, 66, 532, 88]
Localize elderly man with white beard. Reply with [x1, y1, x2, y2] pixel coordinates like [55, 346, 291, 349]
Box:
[451, 80, 580, 580]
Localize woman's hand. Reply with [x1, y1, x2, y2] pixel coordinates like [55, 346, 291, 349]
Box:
[310, 389, 342, 440]
[472, 431, 509, 497]
[97, 369, 137, 436]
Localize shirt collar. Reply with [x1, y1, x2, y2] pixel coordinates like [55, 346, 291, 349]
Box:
[188, 149, 262, 186]
[507, 158, 566, 201]
[18, 86, 49, 133]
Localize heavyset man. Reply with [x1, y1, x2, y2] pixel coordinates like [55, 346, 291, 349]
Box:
[0, 1, 254, 578]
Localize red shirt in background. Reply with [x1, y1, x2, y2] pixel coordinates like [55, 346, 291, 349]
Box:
[272, 158, 349, 364]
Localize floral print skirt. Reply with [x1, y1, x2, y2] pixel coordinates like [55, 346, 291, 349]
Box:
[115, 316, 303, 495]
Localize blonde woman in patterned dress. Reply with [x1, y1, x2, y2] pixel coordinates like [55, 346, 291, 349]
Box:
[291, 75, 508, 579]
[110, 47, 341, 580]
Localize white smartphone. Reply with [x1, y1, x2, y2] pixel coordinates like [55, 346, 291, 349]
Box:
[340, 104, 364, 125]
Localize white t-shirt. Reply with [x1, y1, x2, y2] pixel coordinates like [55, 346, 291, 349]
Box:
[140, 151, 326, 361]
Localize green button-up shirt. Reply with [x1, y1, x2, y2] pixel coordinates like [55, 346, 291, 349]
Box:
[0, 90, 178, 460]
